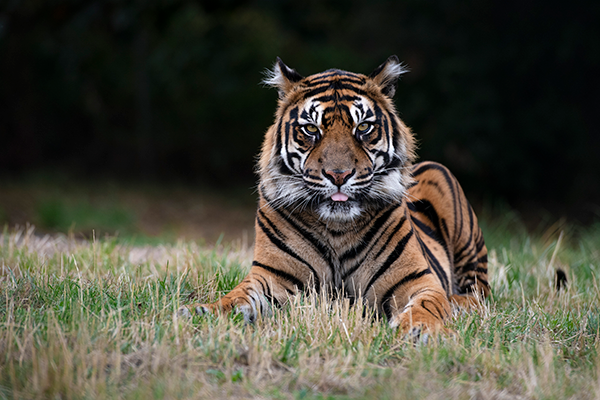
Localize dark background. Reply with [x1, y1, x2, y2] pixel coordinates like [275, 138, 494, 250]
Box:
[2, 0, 599, 224]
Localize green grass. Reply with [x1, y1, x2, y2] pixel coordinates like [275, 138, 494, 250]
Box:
[0, 178, 257, 245]
[35, 198, 137, 235]
[1, 218, 600, 399]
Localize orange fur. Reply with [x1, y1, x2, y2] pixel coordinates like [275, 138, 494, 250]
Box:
[180, 57, 490, 334]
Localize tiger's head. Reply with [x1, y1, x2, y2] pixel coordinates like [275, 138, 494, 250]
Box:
[258, 56, 416, 222]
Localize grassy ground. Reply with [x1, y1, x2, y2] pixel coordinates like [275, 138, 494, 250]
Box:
[1, 211, 600, 398]
[0, 178, 257, 244]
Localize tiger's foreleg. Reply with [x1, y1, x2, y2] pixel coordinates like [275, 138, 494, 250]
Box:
[177, 267, 301, 323]
[385, 274, 452, 336]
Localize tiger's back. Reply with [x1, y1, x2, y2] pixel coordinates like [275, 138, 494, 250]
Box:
[180, 57, 490, 334]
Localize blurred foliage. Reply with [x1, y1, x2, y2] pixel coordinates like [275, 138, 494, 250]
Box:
[1, 0, 599, 215]
[35, 198, 136, 234]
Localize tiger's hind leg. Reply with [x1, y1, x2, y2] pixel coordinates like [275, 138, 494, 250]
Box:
[408, 161, 491, 307]
[449, 186, 490, 309]
[452, 223, 491, 303]
[450, 233, 490, 309]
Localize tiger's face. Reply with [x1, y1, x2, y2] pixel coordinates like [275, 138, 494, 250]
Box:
[259, 56, 416, 222]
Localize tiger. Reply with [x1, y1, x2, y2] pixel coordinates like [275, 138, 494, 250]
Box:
[179, 56, 490, 335]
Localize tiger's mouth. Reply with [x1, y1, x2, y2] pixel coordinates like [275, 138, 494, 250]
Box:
[316, 196, 363, 221]
[307, 190, 358, 207]
[321, 191, 362, 208]
[331, 191, 349, 202]
[322, 198, 357, 211]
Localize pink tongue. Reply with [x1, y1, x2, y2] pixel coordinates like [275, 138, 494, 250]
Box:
[331, 192, 349, 202]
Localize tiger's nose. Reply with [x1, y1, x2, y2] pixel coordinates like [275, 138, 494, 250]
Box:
[323, 169, 355, 186]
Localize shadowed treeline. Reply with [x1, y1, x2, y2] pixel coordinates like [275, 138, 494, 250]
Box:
[1, 0, 599, 220]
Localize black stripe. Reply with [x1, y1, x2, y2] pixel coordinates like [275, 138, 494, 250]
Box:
[409, 215, 453, 277]
[275, 119, 283, 159]
[407, 200, 446, 238]
[373, 216, 408, 261]
[258, 210, 286, 240]
[370, 149, 391, 166]
[421, 299, 448, 319]
[414, 232, 449, 293]
[252, 261, 305, 292]
[411, 216, 441, 243]
[458, 261, 487, 274]
[305, 77, 365, 88]
[382, 269, 432, 319]
[461, 277, 489, 290]
[452, 208, 477, 264]
[458, 261, 478, 272]
[476, 234, 486, 252]
[460, 201, 474, 253]
[406, 181, 417, 190]
[273, 208, 336, 279]
[385, 156, 401, 170]
[372, 103, 389, 152]
[454, 240, 473, 264]
[365, 228, 414, 294]
[413, 162, 461, 248]
[452, 174, 463, 245]
[321, 103, 352, 120]
[305, 70, 364, 82]
[276, 157, 294, 176]
[305, 75, 365, 86]
[341, 211, 403, 281]
[420, 300, 439, 319]
[366, 125, 383, 146]
[283, 107, 300, 172]
[310, 94, 361, 104]
[339, 204, 399, 264]
[411, 163, 457, 199]
[255, 216, 321, 289]
[302, 83, 367, 99]
[255, 274, 280, 307]
[389, 112, 400, 151]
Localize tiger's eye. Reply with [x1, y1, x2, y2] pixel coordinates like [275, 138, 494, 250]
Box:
[304, 124, 318, 134]
[357, 123, 370, 132]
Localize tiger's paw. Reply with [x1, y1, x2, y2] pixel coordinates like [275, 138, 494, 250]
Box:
[390, 313, 453, 344]
[176, 301, 259, 324]
[405, 325, 430, 345]
[401, 324, 455, 345]
[176, 304, 212, 319]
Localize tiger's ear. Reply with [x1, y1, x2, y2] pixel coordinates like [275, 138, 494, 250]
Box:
[263, 57, 304, 99]
[369, 55, 407, 98]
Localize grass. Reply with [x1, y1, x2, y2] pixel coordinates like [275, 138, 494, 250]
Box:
[0, 178, 257, 244]
[1, 215, 600, 399]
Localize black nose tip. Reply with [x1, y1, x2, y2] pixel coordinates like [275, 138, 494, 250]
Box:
[323, 169, 355, 186]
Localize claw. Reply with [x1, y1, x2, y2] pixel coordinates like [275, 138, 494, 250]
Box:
[177, 306, 192, 318]
[403, 325, 429, 345]
[176, 305, 211, 320]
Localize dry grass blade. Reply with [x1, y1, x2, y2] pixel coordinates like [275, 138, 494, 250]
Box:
[1, 224, 599, 399]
